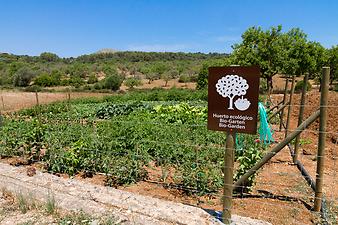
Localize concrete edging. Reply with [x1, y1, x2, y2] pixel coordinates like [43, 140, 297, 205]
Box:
[0, 162, 270, 225]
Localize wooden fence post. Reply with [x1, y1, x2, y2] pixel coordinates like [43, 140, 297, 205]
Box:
[293, 74, 309, 163]
[35, 91, 39, 106]
[1, 96, 4, 110]
[285, 76, 295, 138]
[223, 132, 235, 224]
[314, 67, 330, 211]
[279, 77, 289, 131]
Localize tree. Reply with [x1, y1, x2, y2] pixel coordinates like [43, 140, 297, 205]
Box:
[40, 52, 59, 62]
[196, 58, 230, 89]
[216, 75, 249, 110]
[328, 45, 338, 84]
[281, 28, 309, 76]
[13, 67, 36, 87]
[124, 77, 142, 89]
[103, 75, 124, 91]
[306, 42, 327, 79]
[232, 26, 285, 92]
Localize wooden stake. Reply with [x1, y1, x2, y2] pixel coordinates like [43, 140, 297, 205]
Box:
[314, 67, 330, 211]
[279, 77, 289, 131]
[268, 102, 289, 121]
[285, 76, 295, 138]
[1, 96, 4, 110]
[222, 132, 235, 224]
[35, 91, 39, 106]
[235, 110, 320, 189]
[293, 74, 309, 163]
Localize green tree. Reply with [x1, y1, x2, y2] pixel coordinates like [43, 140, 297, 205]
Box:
[282, 28, 309, 76]
[40, 52, 60, 62]
[328, 45, 338, 84]
[232, 25, 285, 92]
[103, 75, 124, 91]
[124, 77, 142, 89]
[306, 42, 327, 79]
[34, 70, 61, 87]
[13, 67, 36, 87]
[196, 58, 230, 89]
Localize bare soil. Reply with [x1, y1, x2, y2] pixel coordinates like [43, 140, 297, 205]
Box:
[0, 90, 112, 113]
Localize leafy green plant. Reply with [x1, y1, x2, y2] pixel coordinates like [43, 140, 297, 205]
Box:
[295, 79, 312, 92]
[96, 102, 150, 119]
[234, 140, 264, 192]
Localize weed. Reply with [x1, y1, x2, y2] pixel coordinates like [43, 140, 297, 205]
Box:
[16, 193, 29, 214]
[45, 194, 56, 215]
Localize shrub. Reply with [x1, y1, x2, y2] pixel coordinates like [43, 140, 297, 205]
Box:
[178, 74, 189, 83]
[334, 84, 338, 92]
[103, 75, 124, 91]
[196, 64, 209, 89]
[189, 74, 198, 82]
[34, 73, 51, 87]
[93, 82, 103, 90]
[124, 77, 142, 89]
[87, 73, 98, 84]
[69, 75, 85, 87]
[24, 85, 42, 92]
[295, 79, 312, 92]
[13, 67, 36, 87]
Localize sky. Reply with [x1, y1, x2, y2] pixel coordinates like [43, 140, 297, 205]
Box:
[0, 0, 337, 57]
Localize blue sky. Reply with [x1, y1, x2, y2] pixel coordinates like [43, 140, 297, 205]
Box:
[0, 0, 337, 57]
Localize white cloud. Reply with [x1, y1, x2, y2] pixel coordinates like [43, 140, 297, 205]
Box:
[127, 43, 189, 52]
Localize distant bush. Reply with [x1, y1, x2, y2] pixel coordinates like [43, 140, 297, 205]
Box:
[34, 71, 61, 87]
[196, 64, 209, 89]
[103, 75, 124, 91]
[178, 74, 189, 83]
[87, 73, 98, 84]
[13, 67, 37, 87]
[189, 74, 198, 82]
[93, 82, 103, 90]
[40, 52, 59, 62]
[295, 79, 312, 92]
[69, 75, 85, 87]
[124, 77, 142, 89]
[24, 85, 42, 92]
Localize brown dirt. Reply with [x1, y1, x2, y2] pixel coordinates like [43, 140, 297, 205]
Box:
[0, 90, 113, 113]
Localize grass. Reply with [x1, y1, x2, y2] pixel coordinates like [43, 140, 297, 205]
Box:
[46, 194, 56, 215]
[1, 189, 118, 225]
[17, 193, 29, 213]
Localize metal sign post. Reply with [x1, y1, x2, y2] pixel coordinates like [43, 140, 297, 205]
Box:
[208, 66, 260, 224]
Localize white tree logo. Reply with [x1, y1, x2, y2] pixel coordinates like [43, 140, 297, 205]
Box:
[215, 75, 250, 111]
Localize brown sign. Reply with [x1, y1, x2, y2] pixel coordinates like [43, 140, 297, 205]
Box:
[208, 66, 260, 134]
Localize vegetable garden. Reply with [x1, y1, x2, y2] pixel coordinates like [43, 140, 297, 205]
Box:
[0, 89, 265, 195]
